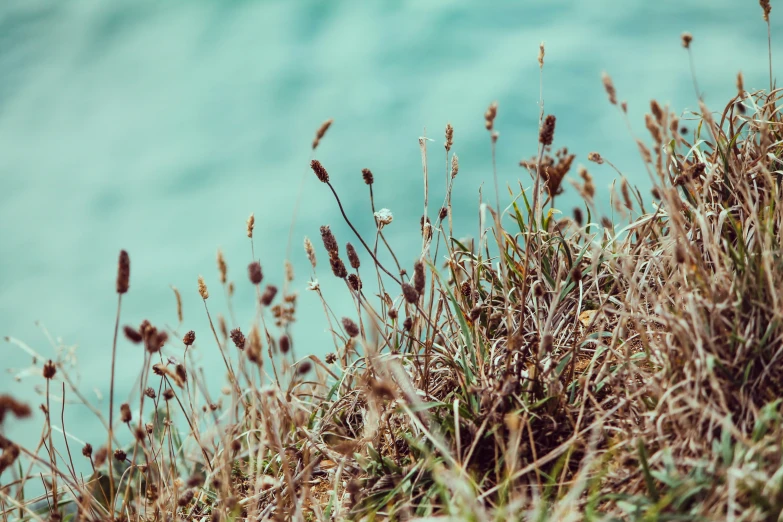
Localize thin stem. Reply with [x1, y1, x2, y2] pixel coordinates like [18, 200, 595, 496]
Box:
[107, 293, 122, 513]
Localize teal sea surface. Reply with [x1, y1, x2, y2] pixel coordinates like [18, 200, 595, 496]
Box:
[0, 0, 776, 488]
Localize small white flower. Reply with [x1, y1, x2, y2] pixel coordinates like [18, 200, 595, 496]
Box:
[374, 208, 394, 228]
[307, 279, 320, 291]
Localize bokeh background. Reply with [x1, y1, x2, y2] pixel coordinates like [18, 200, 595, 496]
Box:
[0, 0, 776, 484]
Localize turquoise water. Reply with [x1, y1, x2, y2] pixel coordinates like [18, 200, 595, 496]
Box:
[0, 0, 776, 490]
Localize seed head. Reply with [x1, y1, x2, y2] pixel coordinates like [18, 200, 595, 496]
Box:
[230, 328, 246, 350]
[571, 265, 583, 283]
[248, 261, 263, 285]
[114, 449, 127, 462]
[320, 226, 339, 257]
[117, 250, 130, 294]
[144, 388, 156, 399]
[342, 317, 360, 338]
[601, 72, 617, 105]
[0, 395, 32, 424]
[402, 283, 419, 304]
[403, 317, 413, 331]
[388, 309, 398, 320]
[451, 154, 459, 178]
[198, 276, 209, 300]
[260, 285, 278, 306]
[311, 159, 329, 183]
[736, 71, 744, 97]
[163, 389, 175, 401]
[675, 242, 687, 264]
[539, 114, 556, 146]
[297, 361, 312, 375]
[124, 326, 143, 344]
[760, 0, 771, 21]
[304, 237, 317, 268]
[573, 208, 583, 226]
[484, 101, 498, 131]
[362, 168, 374, 185]
[413, 261, 426, 294]
[279, 335, 291, 354]
[538, 41, 545, 68]
[217, 250, 227, 284]
[347, 273, 362, 291]
[325, 353, 337, 364]
[312, 118, 333, 150]
[445, 123, 454, 152]
[681, 32, 693, 48]
[587, 152, 604, 164]
[541, 333, 554, 353]
[439, 207, 448, 220]
[120, 403, 131, 423]
[346, 243, 360, 269]
[374, 208, 394, 227]
[246, 213, 255, 238]
[82, 443, 93, 459]
[330, 256, 348, 279]
[178, 489, 194, 507]
[175, 364, 187, 384]
[43, 360, 56, 380]
[247, 326, 262, 365]
[183, 330, 196, 346]
[171, 285, 183, 323]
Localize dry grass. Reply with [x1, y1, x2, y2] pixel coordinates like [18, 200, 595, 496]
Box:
[2, 8, 783, 521]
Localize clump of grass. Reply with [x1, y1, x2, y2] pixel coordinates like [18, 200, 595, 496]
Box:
[3, 7, 783, 521]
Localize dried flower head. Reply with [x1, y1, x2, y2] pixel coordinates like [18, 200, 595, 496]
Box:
[311, 159, 329, 183]
[402, 283, 419, 304]
[0, 395, 32, 425]
[346, 243, 360, 269]
[573, 207, 584, 227]
[439, 207, 448, 220]
[650, 100, 664, 124]
[342, 317, 360, 338]
[217, 250, 227, 284]
[117, 250, 130, 294]
[198, 276, 209, 300]
[374, 208, 394, 228]
[260, 285, 278, 306]
[362, 168, 374, 185]
[246, 213, 255, 238]
[114, 449, 127, 462]
[347, 273, 362, 291]
[247, 326, 262, 364]
[403, 317, 413, 331]
[175, 364, 187, 384]
[183, 330, 196, 346]
[82, 443, 93, 459]
[675, 242, 687, 264]
[320, 226, 339, 257]
[170, 285, 183, 323]
[248, 261, 263, 285]
[760, 0, 772, 21]
[736, 71, 744, 97]
[163, 389, 175, 401]
[279, 335, 291, 354]
[297, 361, 312, 375]
[413, 261, 426, 294]
[681, 32, 693, 48]
[325, 353, 337, 364]
[120, 403, 131, 423]
[178, 489, 195, 507]
[538, 41, 545, 68]
[43, 360, 56, 380]
[230, 328, 246, 350]
[304, 237, 317, 269]
[330, 256, 348, 279]
[587, 152, 604, 164]
[124, 326, 143, 344]
[312, 118, 333, 150]
[144, 387, 156, 399]
[445, 123, 454, 152]
[601, 72, 617, 105]
[539, 114, 556, 146]
[388, 309, 398, 320]
[485, 101, 498, 131]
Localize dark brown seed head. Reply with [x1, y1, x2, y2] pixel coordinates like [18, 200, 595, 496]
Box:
[342, 318, 360, 338]
[117, 250, 130, 294]
[469, 306, 481, 322]
[312, 118, 333, 150]
[571, 265, 583, 283]
[534, 282, 545, 297]
[230, 328, 246, 350]
[413, 261, 426, 294]
[539, 115, 556, 146]
[403, 317, 413, 331]
[120, 403, 131, 423]
[82, 443, 93, 459]
[124, 326, 143, 344]
[187, 473, 205, 488]
[388, 309, 398, 320]
[248, 261, 263, 285]
[178, 489, 194, 507]
[461, 281, 472, 298]
[163, 389, 175, 401]
[330, 256, 348, 279]
[114, 449, 127, 462]
[681, 32, 693, 48]
[43, 360, 56, 380]
[362, 168, 374, 185]
[0, 395, 32, 425]
[320, 225, 339, 256]
[144, 387, 156, 399]
[183, 330, 196, 346]
[402, 283, 419, 304]
[175, 364, 187, 383]
[279, 335, 291, 354]
[346, 243, 360, 269]
[650, 100, 664, 124]
[347, 273, 362, 291]
[260, 285, 278, 306]
[94, 447, 108, 467]
[311, 159, 329, 183]
[439, 207, 448, 220]
[760, 0, 771, 21]
[325, 353, 337, 364]
[573, 208, 583, 226]
[675, 242, 687, 264]
[297, 361, 312, 375]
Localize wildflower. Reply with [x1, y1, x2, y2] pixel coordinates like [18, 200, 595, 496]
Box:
[183, 330, 196, 346]
[117, 250, 130, 294]
[374, 208, 394, 228]
[362, 168, 374, 185]
[311, 159, 329, 183]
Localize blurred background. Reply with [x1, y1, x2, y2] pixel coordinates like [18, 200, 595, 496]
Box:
[0, 0, 775, 477]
